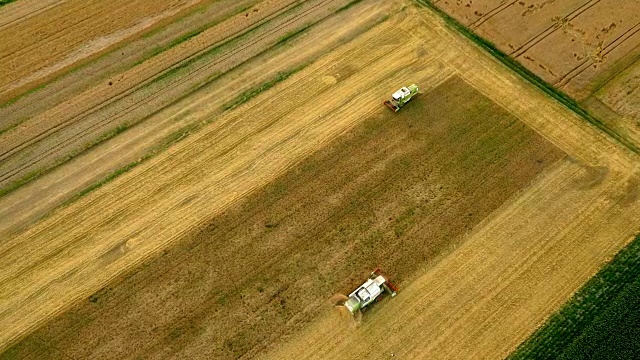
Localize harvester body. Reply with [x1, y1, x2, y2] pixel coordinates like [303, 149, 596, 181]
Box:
[384, 84, 419, 112]
[344, 269, 398, 315]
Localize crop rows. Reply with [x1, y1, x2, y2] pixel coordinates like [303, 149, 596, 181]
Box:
[509, 233, 640, 359]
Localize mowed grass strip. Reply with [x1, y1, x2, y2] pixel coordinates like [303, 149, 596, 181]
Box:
[3, 76, 564, 359]
[509, 233, 640, 360]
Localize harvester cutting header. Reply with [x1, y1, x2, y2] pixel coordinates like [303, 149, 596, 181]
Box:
[384, 84, 419, 112]
[342, 268, 398, 315]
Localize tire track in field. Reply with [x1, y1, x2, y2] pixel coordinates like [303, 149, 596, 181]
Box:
[469, 0, 518, 30]
[0, 0, 202, 96]
[0, 1, 104, 62]
[0, 0, 67, 31]
[0, 17, 425, 351]
[555, 21, 640, 88]
[510, 0, 601, 59]
[0, 0, 304, 159]
[0, 0, 342, 189]
[35, 58, 450, 355]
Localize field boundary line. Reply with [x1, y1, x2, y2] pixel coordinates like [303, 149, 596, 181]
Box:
[509, 232, 640, 359]
[416, 0, 640, 157]
[0, 0, 360, 199]
[469, 0, 517, 30]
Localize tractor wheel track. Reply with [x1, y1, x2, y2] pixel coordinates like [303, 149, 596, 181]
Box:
[555, 21, 640, 88]
[0, 0, 343, 189]
[0, 0, 68, 31]
[0, 0, 304, 160]
[469, 0, 518, 30]
[0, 1, 99, 63]
[0, 0, 202, 96]
[511, 0, 601, 59]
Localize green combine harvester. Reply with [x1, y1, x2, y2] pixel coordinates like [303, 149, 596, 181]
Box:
[383, 84, 419, 112]
[342, 268, 398, 315]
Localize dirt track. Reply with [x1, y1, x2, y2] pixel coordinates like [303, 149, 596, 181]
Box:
[2, 0, 640, 358]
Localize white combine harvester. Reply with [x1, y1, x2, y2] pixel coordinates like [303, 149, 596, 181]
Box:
[343, 269, 398, 315]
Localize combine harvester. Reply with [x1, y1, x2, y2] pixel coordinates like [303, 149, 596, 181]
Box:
[383, 84, 419, 112]
[342, 268, 398, 315]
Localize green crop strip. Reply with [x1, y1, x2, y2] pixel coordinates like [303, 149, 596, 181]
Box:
[60, 159, 146, 208]
[222, 65, 307, 111]
[509, 234, 640, 359]
[0, 0, 17, 7]
[275, 24, 312, 46]
[335, 0, 365, 13]
[415, 0, 640, 155]
[0, 0, 374, 203]
[0, 1, 254, 109]
[0, 123, 133, 198]
[136, 2, 258, 66]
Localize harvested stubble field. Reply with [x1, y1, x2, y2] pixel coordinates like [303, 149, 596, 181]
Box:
[3, 76, 563, 359]
[431, 0, 640, 159]
[2, 0, 640, 359]
[0, 0, 384, 238]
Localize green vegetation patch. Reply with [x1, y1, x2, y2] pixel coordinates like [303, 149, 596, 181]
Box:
[0, 0, 17, 7]
[275, 25, 312, 46]
[509, 233, 640, 359]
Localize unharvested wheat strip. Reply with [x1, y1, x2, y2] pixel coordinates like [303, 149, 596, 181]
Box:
[0, 16, 443, 350]
[261, 159, 640, 359]
[0, 42, 416, 293]
[0, 14, 417, 282]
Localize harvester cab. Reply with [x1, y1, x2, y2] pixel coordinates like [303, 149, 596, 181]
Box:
[343, 269, 398, 315]
[384, 84, 419, 112]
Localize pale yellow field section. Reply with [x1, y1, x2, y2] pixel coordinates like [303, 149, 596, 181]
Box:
[1, 1, 639, 358]
[0, 0, 449, 351]
[259, 3, 640, 360]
